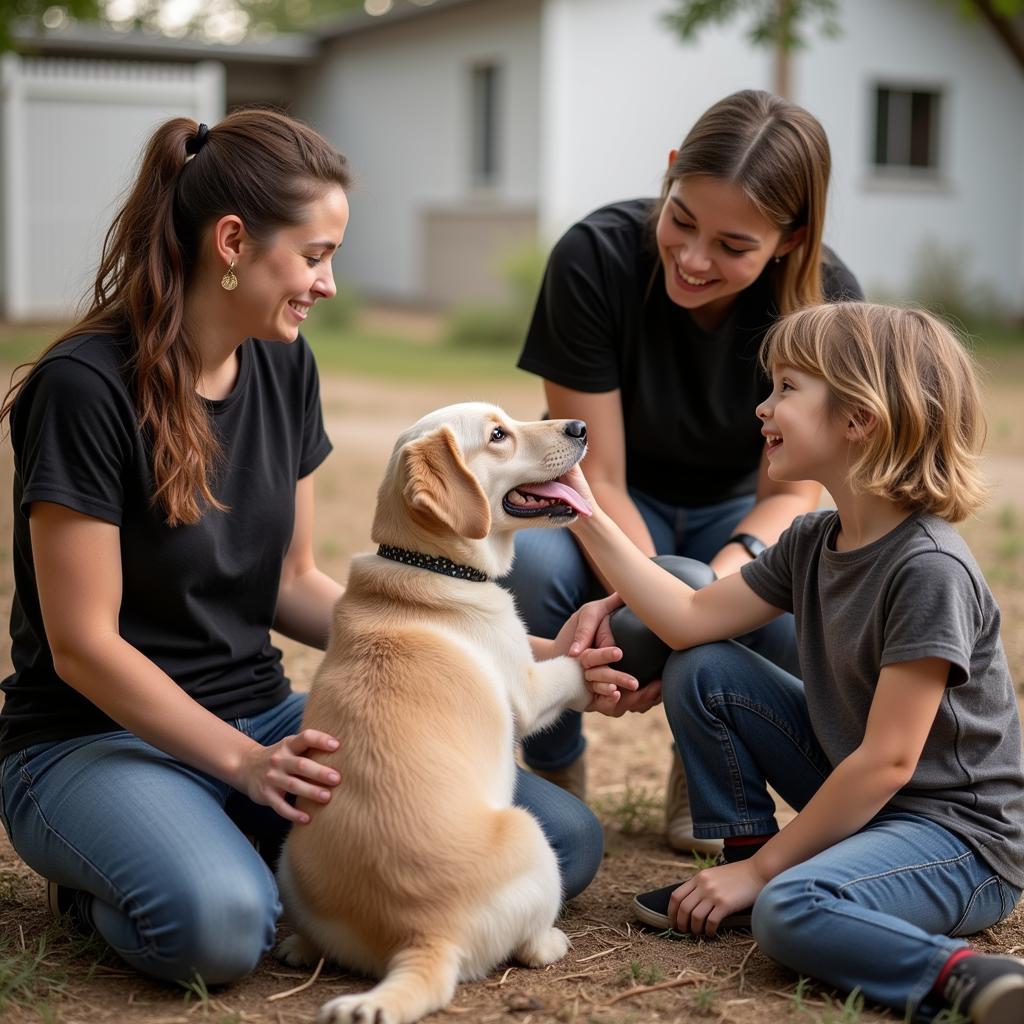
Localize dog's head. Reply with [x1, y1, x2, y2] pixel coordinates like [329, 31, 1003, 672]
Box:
[371, 402, 590, 579]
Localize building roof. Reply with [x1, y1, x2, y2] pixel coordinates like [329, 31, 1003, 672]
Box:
[13, 21, 317, 65]
[312, 0, 489, 41]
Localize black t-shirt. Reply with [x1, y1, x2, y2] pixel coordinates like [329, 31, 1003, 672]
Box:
[0, 332, 333, 759]
[517, 199, 863, 506]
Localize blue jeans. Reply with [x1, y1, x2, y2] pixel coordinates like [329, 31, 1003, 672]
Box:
[0, 692, 603, 985]
[504, 488, 799, 771]
[661, 642, 1022, 1019]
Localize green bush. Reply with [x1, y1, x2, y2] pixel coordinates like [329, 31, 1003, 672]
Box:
[443, 242, 548, 350]
[443, 304, 529, 350]
[907, 239, 1000, 331]
[307, 281, 361, 332]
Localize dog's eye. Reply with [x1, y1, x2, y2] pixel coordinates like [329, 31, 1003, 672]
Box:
[490, 426, 508, 443]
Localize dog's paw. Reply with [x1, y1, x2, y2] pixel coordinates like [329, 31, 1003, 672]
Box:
[514, 926, 571, 968]
[317, 994, 396, 1024]
[275, 932, 322, 968]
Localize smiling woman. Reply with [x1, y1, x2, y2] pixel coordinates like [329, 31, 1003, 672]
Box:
[503, 89, 864, 849]
[0, 111, 359, 986]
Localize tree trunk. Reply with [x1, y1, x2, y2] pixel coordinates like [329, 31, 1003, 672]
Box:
[774, 0, 792, 97]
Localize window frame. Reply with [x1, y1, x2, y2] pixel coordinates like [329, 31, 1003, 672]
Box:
[867, 80, 946, 183]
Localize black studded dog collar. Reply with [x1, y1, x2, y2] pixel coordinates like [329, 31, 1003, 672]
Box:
[376, 544, 488, 583]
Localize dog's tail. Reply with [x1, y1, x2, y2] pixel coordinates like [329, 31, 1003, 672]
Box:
[320, 939, 461, 1024]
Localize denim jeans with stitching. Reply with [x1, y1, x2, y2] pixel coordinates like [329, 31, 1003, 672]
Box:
[0, 691, 603, 985]
[660, 641, 1021, 1020]
[504, 488, 800, 771]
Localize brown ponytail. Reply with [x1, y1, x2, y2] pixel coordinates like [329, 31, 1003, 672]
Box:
[655, 90, 830, 315]
[1, 109, 351, 526]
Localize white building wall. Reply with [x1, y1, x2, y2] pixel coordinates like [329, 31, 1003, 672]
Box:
[793, 0, 1024, 314]
[297, 0, 543, 302]
[539, 0, 773, 243]
[0, 55, 223, 321]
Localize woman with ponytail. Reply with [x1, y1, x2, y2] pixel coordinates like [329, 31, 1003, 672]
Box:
[0, 110, 601, 986]
[0, 109, 351, 983]
[505, 91, 863, 847]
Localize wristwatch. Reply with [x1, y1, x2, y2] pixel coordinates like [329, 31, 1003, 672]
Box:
[726, 532, 767, 559]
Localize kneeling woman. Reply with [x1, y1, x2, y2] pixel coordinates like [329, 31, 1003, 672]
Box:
[0, 110, 603, 985]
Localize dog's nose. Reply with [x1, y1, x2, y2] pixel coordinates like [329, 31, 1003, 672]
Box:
[564, 420, 587, 439]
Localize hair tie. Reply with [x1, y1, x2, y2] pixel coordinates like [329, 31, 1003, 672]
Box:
[185, 124, 210, 158]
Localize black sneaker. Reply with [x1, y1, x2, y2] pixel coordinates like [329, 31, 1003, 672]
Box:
[46, 880, 92, 934]
[633, 882, 752, 932]
[940, 953, 1024, 1023]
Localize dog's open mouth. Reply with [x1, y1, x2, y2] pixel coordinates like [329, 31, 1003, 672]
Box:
[503, 477, 591, 519]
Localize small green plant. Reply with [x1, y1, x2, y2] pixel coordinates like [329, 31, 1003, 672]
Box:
[691, 983, 716, 1015]
[932, 1003, 971, 1023]
[790, 975, 812, 1013]
[819, 987, 865, 1023]
[179, 970, 211, 1010]
[593, 784, 663, 835]
[618, 960, 664, 986]
[690, 850, 721, 870]
[0, 932, 67, 1016]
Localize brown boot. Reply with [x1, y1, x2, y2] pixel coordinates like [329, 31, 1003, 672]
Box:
[530, 756, 587, 802]
[665, 751, 723, 857]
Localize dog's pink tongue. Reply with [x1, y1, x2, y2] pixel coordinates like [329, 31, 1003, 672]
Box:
[525, 480, 592, 517]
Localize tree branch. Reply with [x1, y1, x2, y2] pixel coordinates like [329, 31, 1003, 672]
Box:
[969, 0, 1024, 74]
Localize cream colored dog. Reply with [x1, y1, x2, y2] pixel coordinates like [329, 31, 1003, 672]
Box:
[276, 402, 595, 1024]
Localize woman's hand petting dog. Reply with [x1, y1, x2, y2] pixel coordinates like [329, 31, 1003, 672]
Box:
[234, 729, 342, 824]
[551, 594, 662, 717]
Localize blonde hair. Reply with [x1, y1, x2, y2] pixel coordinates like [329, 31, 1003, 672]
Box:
[761, 303, 988, 522]
[659, 90, 831, 315]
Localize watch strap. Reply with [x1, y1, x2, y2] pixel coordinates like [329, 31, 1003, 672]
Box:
[726, 532, 767, 559]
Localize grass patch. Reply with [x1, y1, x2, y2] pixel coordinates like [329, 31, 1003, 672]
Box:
[0, 930, 67, 1018]
[306, 324, 525, 384]
[593, 784, 663, 836]
[0, 320, 526, 389]
[617, 960, 664, 987]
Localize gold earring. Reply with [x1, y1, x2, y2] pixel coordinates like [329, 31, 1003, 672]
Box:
[221, 259, 238, 291]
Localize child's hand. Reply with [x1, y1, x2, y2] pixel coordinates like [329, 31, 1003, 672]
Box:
[586, 678, 663, 717]
[552, 593, 624, 658]
[579, 642, 639, 705]
[669, 860, 769, 937]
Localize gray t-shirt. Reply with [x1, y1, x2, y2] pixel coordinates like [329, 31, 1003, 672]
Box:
[742, 510, 1024, 888]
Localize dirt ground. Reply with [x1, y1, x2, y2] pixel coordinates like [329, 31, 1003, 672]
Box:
[1, 355, 1023, 1024]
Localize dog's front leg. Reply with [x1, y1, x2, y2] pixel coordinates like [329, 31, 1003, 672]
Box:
[512, 656, 590, 739]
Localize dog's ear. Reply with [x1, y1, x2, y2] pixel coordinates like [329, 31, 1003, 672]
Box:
[400, 427, 491, 540]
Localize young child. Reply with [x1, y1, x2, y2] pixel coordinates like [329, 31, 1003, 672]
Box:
[563, 302, 1024, 1023]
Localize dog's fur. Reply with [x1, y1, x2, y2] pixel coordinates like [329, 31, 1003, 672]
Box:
[276, 403, 593, 1024]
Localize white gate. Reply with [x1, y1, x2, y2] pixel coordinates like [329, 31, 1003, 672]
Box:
[0, 54, 224, 322]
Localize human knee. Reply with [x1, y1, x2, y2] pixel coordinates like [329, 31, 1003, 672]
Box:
[554, 800, 604, 901]
[751, 872, 828, 966]
[133, 870, 280, 985]
[661, 644, 725, 720]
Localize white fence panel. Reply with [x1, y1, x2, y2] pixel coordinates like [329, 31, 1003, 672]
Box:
[1, 55, 224, 321]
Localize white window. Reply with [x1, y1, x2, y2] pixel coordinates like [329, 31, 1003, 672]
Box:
[872, 86, 942, 173]
[470, 63, 501, 189]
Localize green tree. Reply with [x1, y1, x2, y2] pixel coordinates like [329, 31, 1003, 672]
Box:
[1, 0, 365, 53]
[0, 0, 99, 51]
[662, 0, 1024, 95]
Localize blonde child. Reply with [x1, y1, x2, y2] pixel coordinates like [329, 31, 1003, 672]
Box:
[564, 302, 1024, 1022]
